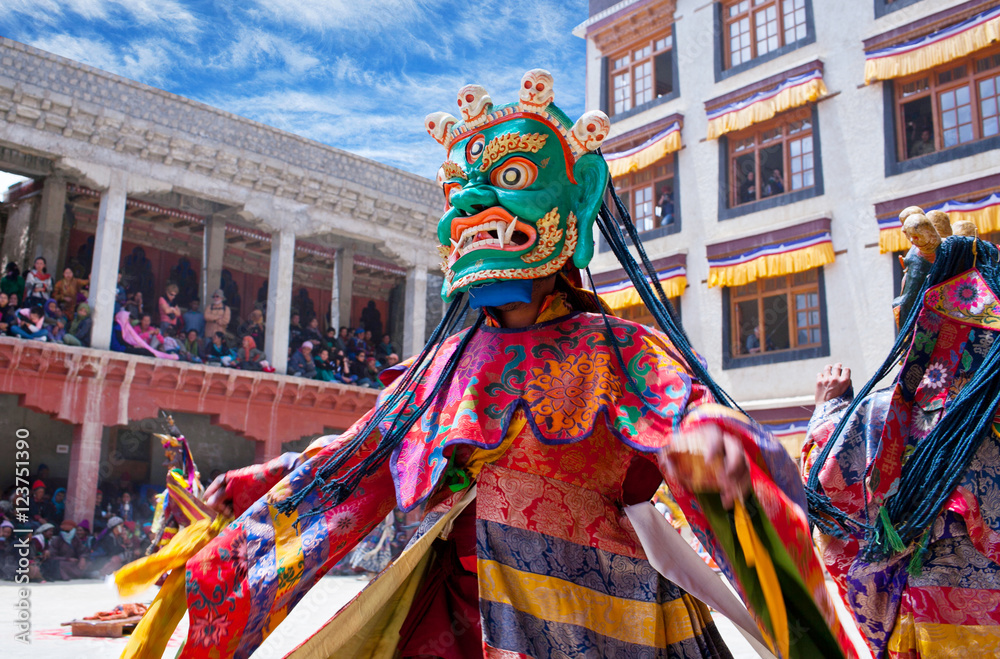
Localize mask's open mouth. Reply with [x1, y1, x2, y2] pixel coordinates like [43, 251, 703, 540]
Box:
[448, 207, 537, 264]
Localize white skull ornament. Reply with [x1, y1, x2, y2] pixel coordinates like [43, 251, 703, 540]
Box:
[456, 84, 493, 125]
[518, 69, 554, 111]
[571, 111, 611, 152]
[425, 112, 458, 147]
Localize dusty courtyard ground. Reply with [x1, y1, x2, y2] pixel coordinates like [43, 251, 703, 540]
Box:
[2, 575, 867, 658]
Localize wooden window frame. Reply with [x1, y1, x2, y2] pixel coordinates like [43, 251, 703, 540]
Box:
[727, 107, 815, 209]
[894, 45, 1000, 163]
[722, 0, 809, 70]
[723, 268, 829, 369]
[612, 157, 677, 233]
[607, 31, 674, 117]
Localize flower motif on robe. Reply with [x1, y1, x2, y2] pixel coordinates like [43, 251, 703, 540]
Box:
[523, 351, 621, 435]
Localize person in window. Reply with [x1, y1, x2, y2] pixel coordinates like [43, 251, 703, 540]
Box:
[909, 128, 935, 158]
[763, 169, 784, 197]
[740, 170, 756, 204]
[744, 326, 774, 354]
[657, 187, 675, 225]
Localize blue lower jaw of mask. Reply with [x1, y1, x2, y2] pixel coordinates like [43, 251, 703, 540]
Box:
[467, 279, 534, 309]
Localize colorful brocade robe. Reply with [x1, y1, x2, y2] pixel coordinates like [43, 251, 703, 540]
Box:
[802, 269, 1000, 659]
[182, 296, 851, 658]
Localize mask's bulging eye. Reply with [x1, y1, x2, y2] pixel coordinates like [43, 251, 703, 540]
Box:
[490, 157, 537, 190]
[442, 181, 462, 209]
[466, 135, 485, 162]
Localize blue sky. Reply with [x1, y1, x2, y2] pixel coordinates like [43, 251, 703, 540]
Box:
[0, 0, 590, 181]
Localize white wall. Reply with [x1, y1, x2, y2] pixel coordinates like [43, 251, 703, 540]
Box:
[585, 0, 998, 405]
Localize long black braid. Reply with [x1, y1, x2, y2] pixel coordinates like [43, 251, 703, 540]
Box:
[805, 237, 1000, 561]
[276, 293, 484, 517]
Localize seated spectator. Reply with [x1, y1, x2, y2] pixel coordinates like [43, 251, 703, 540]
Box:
[289, 341, 317, 378]
[115, 272, 127, 310]
[11, 306, 47, 341]
[135, 313, 163, 349]
[62, 302, 92, 347]
[28, 481, 54, 527]
[124, 291, 144, 319]
[333, 349, 357, 384]
[30, 523, 58, 582]
[50, 520, 89, 580]
[363, 329, 375, 354]
[53, 267, 88, 319]
[48, 316, 68, 343]
[42, 298, 64, 334]
[363, 355, 382, 388]
[182, 298, 205, 338]
[204, 331, 232, 365]
[335, 326, 349, 352]
[314, 348, 338, 382]
[204, 290, 230, 340]
[159, 326, 183, 355]
[23, 257, 52, 303]
[352, 350, 373, 387]
[118, 492, 134, 522]
[0, 292, 11, 335]
[376, 333, 395, 360]
[50, 487, 66, 526]
[322, 326, 337, 350]
[289, 313, 304, 351]
[113, 310, 179, 360]
[92, 516, 130, 577]
[158, 284, 182, 333]
[239, 309, 266, 351]
[1, 262, 24, 299]
[349, 328, 366, 355]
[302, 316, 323, 346]
[180, 329, 203, 363]
[380, 353, 400, 372]
[236, 335, 265, 371]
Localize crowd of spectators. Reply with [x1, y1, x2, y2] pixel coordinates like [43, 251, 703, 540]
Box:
[0, 466, 158, 583]
[2, 258, 398, 389]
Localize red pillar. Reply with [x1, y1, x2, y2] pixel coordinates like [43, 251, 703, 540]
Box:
[65, 420, 103, 524]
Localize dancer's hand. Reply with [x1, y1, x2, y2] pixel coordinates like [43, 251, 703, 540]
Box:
[815, 363, 851, 405]
[204, 473, 233, 517]
[660, 424, 751, 509]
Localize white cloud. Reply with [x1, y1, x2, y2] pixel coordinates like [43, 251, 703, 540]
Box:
[3, 0, 200, 36]
[246, 0, 425, 33]
[216, 28, 322, 75]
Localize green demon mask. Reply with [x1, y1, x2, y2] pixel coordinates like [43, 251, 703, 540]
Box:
[426, 69, 611, 304]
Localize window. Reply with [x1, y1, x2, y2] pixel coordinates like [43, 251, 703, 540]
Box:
[723, 0, 808, 70]
[609, 33, 674, 116]
[895, 47, 1000, 161]
[612, 158, 676, 233]
[728, 108, 814, 208]
[730, 269, 822, 358]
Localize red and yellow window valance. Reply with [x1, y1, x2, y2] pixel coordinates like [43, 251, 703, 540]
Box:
[706, 69, 827, 140]
[864, 5, 1000, 83]
[707, 220, 834, 288]
[595, 265, 687, 312]
[604, 123, 682, 178]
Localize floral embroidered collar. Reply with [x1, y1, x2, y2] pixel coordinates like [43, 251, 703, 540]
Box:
[377, 309, 695, 510]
